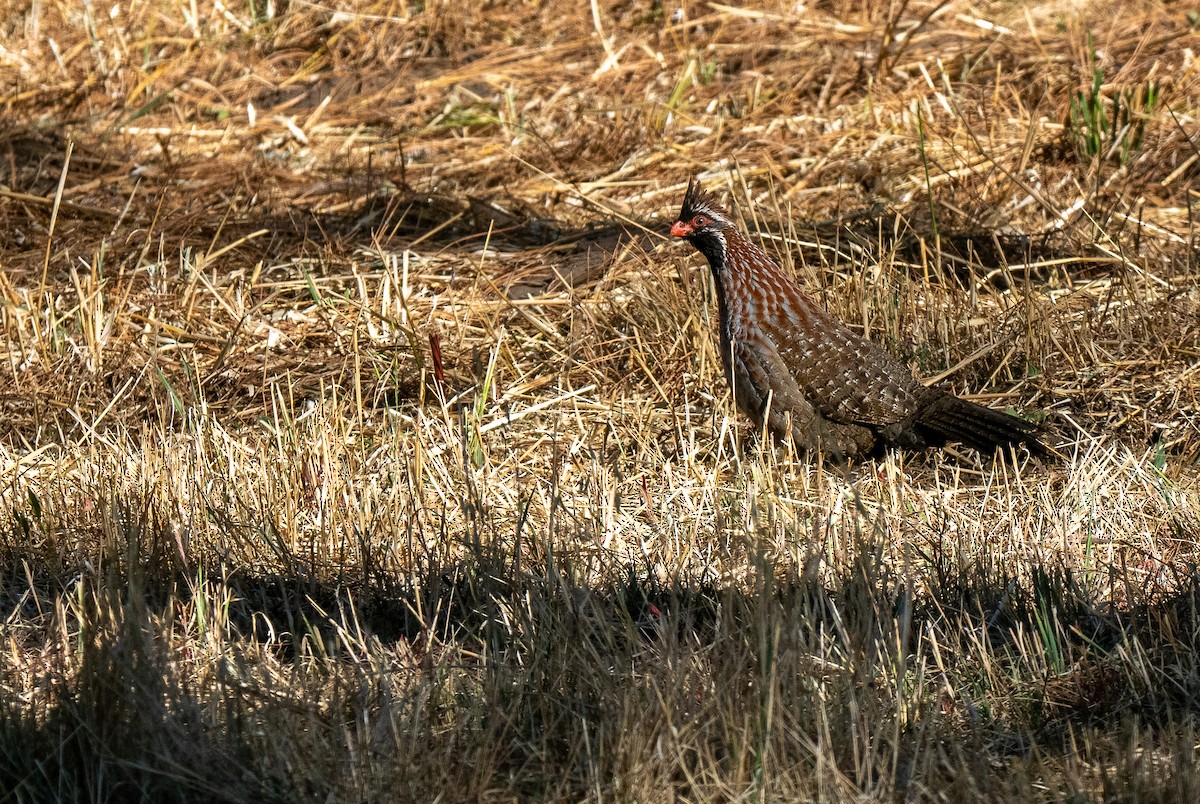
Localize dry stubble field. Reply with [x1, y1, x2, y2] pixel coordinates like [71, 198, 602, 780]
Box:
[2, 0, 1200, 800]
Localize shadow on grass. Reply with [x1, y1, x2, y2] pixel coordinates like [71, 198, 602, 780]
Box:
[3, 513, 1200, 802]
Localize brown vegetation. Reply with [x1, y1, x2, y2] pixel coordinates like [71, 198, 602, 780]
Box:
[2, 0, 1200, 800]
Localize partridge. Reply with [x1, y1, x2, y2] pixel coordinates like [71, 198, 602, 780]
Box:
[669, 178, 1043, 463]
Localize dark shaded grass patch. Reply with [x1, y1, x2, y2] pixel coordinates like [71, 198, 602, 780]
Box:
[4, 505, 1200, 801]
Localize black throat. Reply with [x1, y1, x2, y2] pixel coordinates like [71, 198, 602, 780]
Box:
[686, 231, 727, 276]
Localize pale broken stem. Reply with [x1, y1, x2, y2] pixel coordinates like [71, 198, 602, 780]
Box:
[925, 338, 1005, 386]
[424, 384, 597, 459]
[40, 140, 74, 294]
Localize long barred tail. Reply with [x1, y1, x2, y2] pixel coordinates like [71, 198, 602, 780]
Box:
[916, 392, 1046, 456]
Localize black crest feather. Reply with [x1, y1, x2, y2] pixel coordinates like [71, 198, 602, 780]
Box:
[679, 177, 727, 221]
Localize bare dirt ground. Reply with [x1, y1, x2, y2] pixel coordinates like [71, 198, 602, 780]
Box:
[2, 0, 1200, 800]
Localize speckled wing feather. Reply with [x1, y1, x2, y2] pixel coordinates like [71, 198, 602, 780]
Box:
[767, 304, 922, 428]
[729, 335, 818, 442]
[730, 333, 878, 460]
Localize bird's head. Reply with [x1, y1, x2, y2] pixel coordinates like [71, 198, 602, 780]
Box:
[669, 178, 736, 268]
[670, 178, 734, 238]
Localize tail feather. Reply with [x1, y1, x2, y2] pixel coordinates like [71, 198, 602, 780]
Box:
[915, 392, 1045, 456]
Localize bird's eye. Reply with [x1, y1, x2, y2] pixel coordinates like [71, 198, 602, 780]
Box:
[692, 214, 710, 228]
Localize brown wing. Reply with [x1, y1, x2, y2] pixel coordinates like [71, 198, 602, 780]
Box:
[732, 335, 877, 460]
[768, 305, 924, 428]
[728, 335, 819, 440]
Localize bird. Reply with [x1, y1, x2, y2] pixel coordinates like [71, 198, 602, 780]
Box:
[668, 177, 1044, 463]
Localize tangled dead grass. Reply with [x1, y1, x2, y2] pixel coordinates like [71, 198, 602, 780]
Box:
[2, 0, 1200, 800]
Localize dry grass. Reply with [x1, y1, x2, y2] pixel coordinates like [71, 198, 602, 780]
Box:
[2, 0, 1200, 800]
